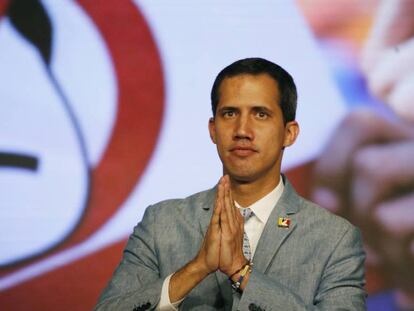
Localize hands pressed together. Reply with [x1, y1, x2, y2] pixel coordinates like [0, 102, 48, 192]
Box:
[313, 0, 414, 307]
[312, 109, 414, 305]
[195, 175, 248, 278]
[169, 175, 250, 303]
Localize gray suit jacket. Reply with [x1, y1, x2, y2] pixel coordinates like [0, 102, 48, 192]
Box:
[95, 178, 366, 311]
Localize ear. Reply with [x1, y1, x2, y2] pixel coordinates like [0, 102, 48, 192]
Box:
[208, 117, 217, 144]
[283, 121, 299, 147]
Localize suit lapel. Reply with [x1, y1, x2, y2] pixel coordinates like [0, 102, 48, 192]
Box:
[252, 179, 300, 274]
[198, 187, 216, 238]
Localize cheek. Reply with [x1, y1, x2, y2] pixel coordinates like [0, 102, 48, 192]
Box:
[214, 135, 227, 153]
[215, 127, 232, 144]
[261, 127, 284, 145]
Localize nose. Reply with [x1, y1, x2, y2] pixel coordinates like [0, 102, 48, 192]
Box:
[234, 114, 253, 141]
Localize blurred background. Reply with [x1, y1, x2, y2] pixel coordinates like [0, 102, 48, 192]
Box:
[1, 0, 413, 310]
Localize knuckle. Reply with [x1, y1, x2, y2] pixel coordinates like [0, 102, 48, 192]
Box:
[352, 146, 384, 184]
[375, 201, 414, 239]
[340, 109, 380, 131]
[222, 235, 233, 242]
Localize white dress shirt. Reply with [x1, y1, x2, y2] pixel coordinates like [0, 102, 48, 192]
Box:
[156, 177, 285, 310]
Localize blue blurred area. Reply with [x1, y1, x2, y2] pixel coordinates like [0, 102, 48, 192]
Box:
[318, 40, 392, 116]
[368, 290, 401, 311]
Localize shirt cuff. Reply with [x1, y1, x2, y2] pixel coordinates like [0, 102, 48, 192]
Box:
[155, 274, 185, 310]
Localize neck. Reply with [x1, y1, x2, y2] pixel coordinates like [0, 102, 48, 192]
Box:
[229, 172, 281, 207]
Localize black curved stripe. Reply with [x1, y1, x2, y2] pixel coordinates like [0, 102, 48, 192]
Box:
[7, 0, 53, 65]
[0, 152, 39, 171]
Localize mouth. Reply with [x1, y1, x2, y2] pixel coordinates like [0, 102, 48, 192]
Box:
[229, 146, 258, 157]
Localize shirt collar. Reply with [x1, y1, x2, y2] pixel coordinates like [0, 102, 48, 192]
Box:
[235, 175, 284, 224]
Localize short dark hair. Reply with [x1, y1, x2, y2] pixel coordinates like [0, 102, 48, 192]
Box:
[210, 57, 297, 123]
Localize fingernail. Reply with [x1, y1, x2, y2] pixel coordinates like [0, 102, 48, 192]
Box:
[312, 188, 339, 213]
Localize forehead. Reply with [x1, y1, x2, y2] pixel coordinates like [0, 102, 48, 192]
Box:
[218, 73, 280, 108]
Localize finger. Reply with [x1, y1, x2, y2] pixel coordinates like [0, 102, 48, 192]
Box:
[312, 109, 414, 213]
[370, 193, 414, 286]
[227, 179, 243, 226]
[311, 187, 340, 213]
[220, 205, 231, 237]
[224, 176, 237, 224]
[223, 179, 235, 234]
[350, 140, 414, 217]
[375, 193, 414, 241]
[211, 191, 222, 228]
[361, 0, 414, 71]
[219, 182, 232, 236]
[364, 244, 384, 267]
[387, 73, 414, 122]
[210, 177, 224, 229]
[366, 38, 414, 100]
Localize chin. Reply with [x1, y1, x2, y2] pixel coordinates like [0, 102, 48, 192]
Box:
[226, 170, 258, 184]
[224, 163, 279, 184]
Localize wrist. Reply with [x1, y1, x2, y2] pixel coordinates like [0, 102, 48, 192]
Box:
[190, 257, 213, 278]
[169, 258, 211, 304]
[229, 258, 249, 279]
[229, 261, 252, 292]
[227, 257, 249, 277]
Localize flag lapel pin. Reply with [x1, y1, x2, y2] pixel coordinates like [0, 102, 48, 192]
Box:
[278, 217, 290, 228]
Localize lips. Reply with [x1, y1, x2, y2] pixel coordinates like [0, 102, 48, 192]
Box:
[229, 146, 258, 157]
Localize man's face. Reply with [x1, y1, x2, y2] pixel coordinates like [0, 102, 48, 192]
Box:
[209, 73, 298, 184]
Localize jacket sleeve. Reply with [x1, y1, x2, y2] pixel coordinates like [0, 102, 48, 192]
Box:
[236, 225, 367, 311]
[95, 205, 163, 311]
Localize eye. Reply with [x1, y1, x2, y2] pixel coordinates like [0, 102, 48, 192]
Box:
[256, 111, 268, 119]
[222, 110, 236, 118]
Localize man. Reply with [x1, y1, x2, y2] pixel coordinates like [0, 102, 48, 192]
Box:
[95, 58, 366, 310]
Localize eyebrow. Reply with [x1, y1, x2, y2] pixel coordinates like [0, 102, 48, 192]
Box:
[218, 106, 238, 112]
[218, 105, 274, 114]
[251, 106, 274, 115]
